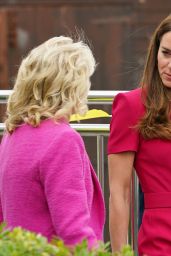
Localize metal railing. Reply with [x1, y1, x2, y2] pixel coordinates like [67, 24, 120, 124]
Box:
[0, 90, 139, 254]
[0, 90, 126, 104]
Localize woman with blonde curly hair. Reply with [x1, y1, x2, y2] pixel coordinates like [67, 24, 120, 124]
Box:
[0, 36, 105, 248]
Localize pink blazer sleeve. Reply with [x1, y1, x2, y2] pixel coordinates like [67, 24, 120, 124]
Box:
[40, 131, 98, 247]
[0, 144, 3, 223]
[0, 198, 3, 224]
[108, 91, 142, 154]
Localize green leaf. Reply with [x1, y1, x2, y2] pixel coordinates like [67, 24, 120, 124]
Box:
[0, 223, 134, 256]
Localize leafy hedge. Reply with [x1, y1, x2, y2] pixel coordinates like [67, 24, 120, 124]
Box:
[0, 224, 134, 256]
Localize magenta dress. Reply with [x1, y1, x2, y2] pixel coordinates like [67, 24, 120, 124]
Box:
[108, 88, 171, 256]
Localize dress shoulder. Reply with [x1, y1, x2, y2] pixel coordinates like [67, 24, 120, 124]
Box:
[115, 88, 144, 119]
[107, 88, 144, 154]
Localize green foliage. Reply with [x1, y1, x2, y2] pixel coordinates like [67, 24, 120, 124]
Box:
[0, 224, 134, 256]
[113, 245, 134, 256]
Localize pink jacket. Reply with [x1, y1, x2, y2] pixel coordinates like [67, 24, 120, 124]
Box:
[0, 119, 105, 247]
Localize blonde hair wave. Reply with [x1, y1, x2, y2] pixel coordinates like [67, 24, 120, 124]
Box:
[5, 36, 96, 133]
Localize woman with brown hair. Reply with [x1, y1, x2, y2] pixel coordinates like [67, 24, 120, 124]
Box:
[108, 14, 171, 255]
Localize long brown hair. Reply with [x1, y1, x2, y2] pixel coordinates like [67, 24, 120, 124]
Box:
[138, 14, 171, 139]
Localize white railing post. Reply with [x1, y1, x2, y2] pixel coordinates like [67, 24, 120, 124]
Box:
[97, 135, 105, 193]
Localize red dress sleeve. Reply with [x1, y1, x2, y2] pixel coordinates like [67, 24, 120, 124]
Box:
[108, 91, 142, 154]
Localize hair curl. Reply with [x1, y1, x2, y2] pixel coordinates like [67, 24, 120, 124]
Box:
[5, 36, 96, 133]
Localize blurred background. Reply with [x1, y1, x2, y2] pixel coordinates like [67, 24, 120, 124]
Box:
[0, 0, 171, 245]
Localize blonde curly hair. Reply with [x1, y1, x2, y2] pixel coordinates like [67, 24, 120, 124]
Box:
[5, 36, 96, 133]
